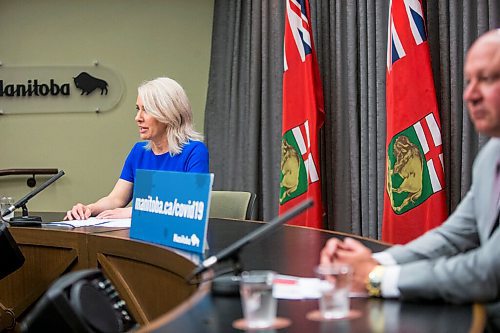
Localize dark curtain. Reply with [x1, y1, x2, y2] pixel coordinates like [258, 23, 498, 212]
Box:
[205, 0, 499, 238]
[204, 1, 285, 222]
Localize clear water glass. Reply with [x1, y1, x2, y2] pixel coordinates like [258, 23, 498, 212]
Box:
[315, 264, 352, 319]
[239, 270, 277, 328]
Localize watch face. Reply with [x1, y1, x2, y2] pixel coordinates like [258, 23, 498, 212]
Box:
[367, 266, 384, 297]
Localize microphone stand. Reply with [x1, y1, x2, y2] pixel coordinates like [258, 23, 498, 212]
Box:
[209, 255, 244, 296]
[16, 203, 41, 223]
[4, 170, 65, 227]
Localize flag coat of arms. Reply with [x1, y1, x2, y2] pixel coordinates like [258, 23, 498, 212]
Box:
[383, 0, 448, 244]
[280, 0, 324, 228]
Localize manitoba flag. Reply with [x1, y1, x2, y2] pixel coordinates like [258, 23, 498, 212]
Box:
[383, 0, 448, 244]
[280, 0, 324, 228]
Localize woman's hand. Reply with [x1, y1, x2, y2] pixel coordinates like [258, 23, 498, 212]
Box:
[96, 207, 132, 219]
[65, 203, 92, 220]
[65, 179, 133, 221]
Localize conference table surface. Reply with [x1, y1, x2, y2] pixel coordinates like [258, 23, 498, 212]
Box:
[9, 213, 485, 333]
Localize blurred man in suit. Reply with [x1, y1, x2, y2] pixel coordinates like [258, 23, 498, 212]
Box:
[321, 29, 500, 330]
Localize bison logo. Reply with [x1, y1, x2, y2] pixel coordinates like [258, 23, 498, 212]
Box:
[73, 72, 108, 95]
[190, 234, 200, 247]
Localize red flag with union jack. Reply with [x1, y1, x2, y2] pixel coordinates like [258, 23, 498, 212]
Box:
[383, 0, 448, 243]
[280, 0, 324, 228]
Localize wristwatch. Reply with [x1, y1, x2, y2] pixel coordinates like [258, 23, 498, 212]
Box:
[366, 265, 385, 297]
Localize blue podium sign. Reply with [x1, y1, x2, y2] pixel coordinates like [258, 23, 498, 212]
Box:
[130, 169, 214, 254]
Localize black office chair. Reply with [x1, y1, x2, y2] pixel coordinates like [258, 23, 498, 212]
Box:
[209, 191, 257, 220]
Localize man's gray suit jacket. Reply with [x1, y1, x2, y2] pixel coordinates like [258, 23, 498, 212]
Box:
[385, 137, 500, 303]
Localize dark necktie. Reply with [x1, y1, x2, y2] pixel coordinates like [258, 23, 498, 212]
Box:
[489, 162, 500, 237]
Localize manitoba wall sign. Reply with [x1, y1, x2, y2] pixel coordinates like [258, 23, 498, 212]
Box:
[0, 65, 123, 114]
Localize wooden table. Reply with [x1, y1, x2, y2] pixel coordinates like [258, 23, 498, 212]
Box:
[0, 214, 485, 332]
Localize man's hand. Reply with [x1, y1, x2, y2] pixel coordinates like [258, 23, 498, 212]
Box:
[336, 237, 378, 292]
[320, 237, 344, 265]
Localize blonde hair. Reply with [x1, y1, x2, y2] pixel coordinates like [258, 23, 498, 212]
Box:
[138, 77, 203, 155]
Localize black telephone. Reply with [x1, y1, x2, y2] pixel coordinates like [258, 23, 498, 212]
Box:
[20, 269, 138, 333]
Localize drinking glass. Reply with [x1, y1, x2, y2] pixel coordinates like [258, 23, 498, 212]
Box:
[315, 264, 352, 319]
[0, 196, 15, 221]
[239, 270, 277, 328]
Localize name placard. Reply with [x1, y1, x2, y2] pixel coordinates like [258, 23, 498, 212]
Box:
[130, 170, 213, 254]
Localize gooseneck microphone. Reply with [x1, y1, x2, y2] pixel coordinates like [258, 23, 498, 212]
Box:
[186, 198, 313, 282]
[3, 170, 65, 225]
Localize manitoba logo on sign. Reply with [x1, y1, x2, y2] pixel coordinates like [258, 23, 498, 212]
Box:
[0, 65, 123, 114]
[0, 72, 108, 97]
[386, 113, 445, 214]
[280, 121, 319, 204]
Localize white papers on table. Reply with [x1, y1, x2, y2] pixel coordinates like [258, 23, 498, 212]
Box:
[44, 217, 131, 228]
[273, 274, 368, 300]
[273, 275, 322, 299]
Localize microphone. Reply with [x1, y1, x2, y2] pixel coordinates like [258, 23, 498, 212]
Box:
[3, 170, 65, 226]
[186, 198, 313, 282]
